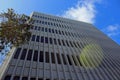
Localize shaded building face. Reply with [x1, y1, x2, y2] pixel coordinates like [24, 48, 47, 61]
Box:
[1, 12, 120, 80]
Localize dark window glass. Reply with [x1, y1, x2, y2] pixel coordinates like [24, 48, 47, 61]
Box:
[62, 40, 65, 46]
[39, 51, 44, 62]
[13, 76, 20, 80]
[67, 55, 72, 65]
[22, 77, 28, 80]
[70, 41, 73, 47]
[72, 55, 77, 66]
[56, 53, 61, 64]
[39, 20, 41, 23]
[74, 42, 77, 47]
[49, 28, 51, 33]
[68, 32, 71, 36]
[31, 35, 36, 41]
[38, 27, 41, 31]
[27, 49, 33, 60]
[42, 27, 44, 32]
[59, 30, 61, 34]
[35, 26, 37, 30]
[45, 22, 47, 25]
[14, 48, 21, 59]
[51, 52, 55, 63]
[20, 49, 27, 60]
[48, 22, 50, 25]
[65, 32, 68, 36]
[77, 42, 81, 48]
[62, 31, 64, 35]
[38, 78, 43, 80]
[51, 23, 53, 26]
[77, 56, 82, 66]
[4, 75, 11, 80]
[45, 37, 48, 43]
[55, 30, 58, 34]
[42, 21, 44, 24]
[62, 54, 67, 65]
[49, 38, 52, 44]
[66, 40, 69, 47]
[41, 36, 44, 43]
[45, 52, 49, 63]
[36, 36, 40, 42]
[33, 50, 38, 61]
[31, 26, 34, 29]
[46, 79, 50, 80]
[54, 38, 57, 45]
[52, 29, 54, 33]
[30, 78, 36, 80]
[58, 39, 61, 45]
[45, 28, 47, 32]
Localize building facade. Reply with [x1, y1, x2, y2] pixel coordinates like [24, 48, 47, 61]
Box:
[0, 12, 120, 80]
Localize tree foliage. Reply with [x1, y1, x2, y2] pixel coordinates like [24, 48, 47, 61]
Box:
[0, 8, 33, 52]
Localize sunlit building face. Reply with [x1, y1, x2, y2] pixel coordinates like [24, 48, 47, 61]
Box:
[0, 12, 120, 80]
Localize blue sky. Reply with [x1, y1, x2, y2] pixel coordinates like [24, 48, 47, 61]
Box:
[0, 0, 120, 45]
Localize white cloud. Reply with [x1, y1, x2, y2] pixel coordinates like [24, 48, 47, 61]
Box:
[62, 0, 100, 23]
[103, 24, 120, 37]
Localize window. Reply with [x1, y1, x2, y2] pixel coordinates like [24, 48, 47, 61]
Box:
[20, 49, 27, 60]
[35, 26, 37, 30]
[56, 53, 61, 64]
[55, 30, 58, 34]
[45, 52, 49, 63]
[72, 55, 77, 66]
[38, 78, 43, 80]
[58, 39, 61, 45]
[48, 22, 50, 25]
[67, 55, 72, 65]
[22, 77, 28, 80]
[14, 48, 21, 59]
[31, 35, 36, 41]
[73, 42, 77, 47]
[59, 30, 61, 34]
[62, 54, 67, 65]
[27, 49, 33, 60]
[45, 28, 47, 32]
[39, 51, 44, 62]
[77, 56, 82, 66]
[70, 41, 73, 47]
[41, 36, 44, 43]
[62, 40, 65, 46]
[13, 76, 20, 80]
[36, 36, 40, 42]
[42, 21, 44, 24]
[30, 78, 36, 80]
[49, 38, 53, 44]
[54, 38, 57, 45]
[65, 32, 68, 36]
[51, 52, 55, 63]
[38, 27, 41, 31]
[45, 37, 48, 43]
[49, 28, 51, 33]
[33, 50, 38, 61]
[62, 31, 64, 35]
[42, 27, 44, 32]
[4, 75, 11, 80]
[66, 40, 69, 47]
[52, 29, 54, 33]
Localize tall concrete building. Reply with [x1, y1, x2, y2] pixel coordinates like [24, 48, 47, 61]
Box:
[0, 12, 120, 80]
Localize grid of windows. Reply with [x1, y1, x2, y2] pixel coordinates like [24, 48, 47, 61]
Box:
[2, 13, 120, 80]
[31, 26, 79, 38]
[13, 48, 83, 66]
[4, 75, 73, 80]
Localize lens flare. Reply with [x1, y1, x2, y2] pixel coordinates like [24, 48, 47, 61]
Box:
[80, 43, 104, 68]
